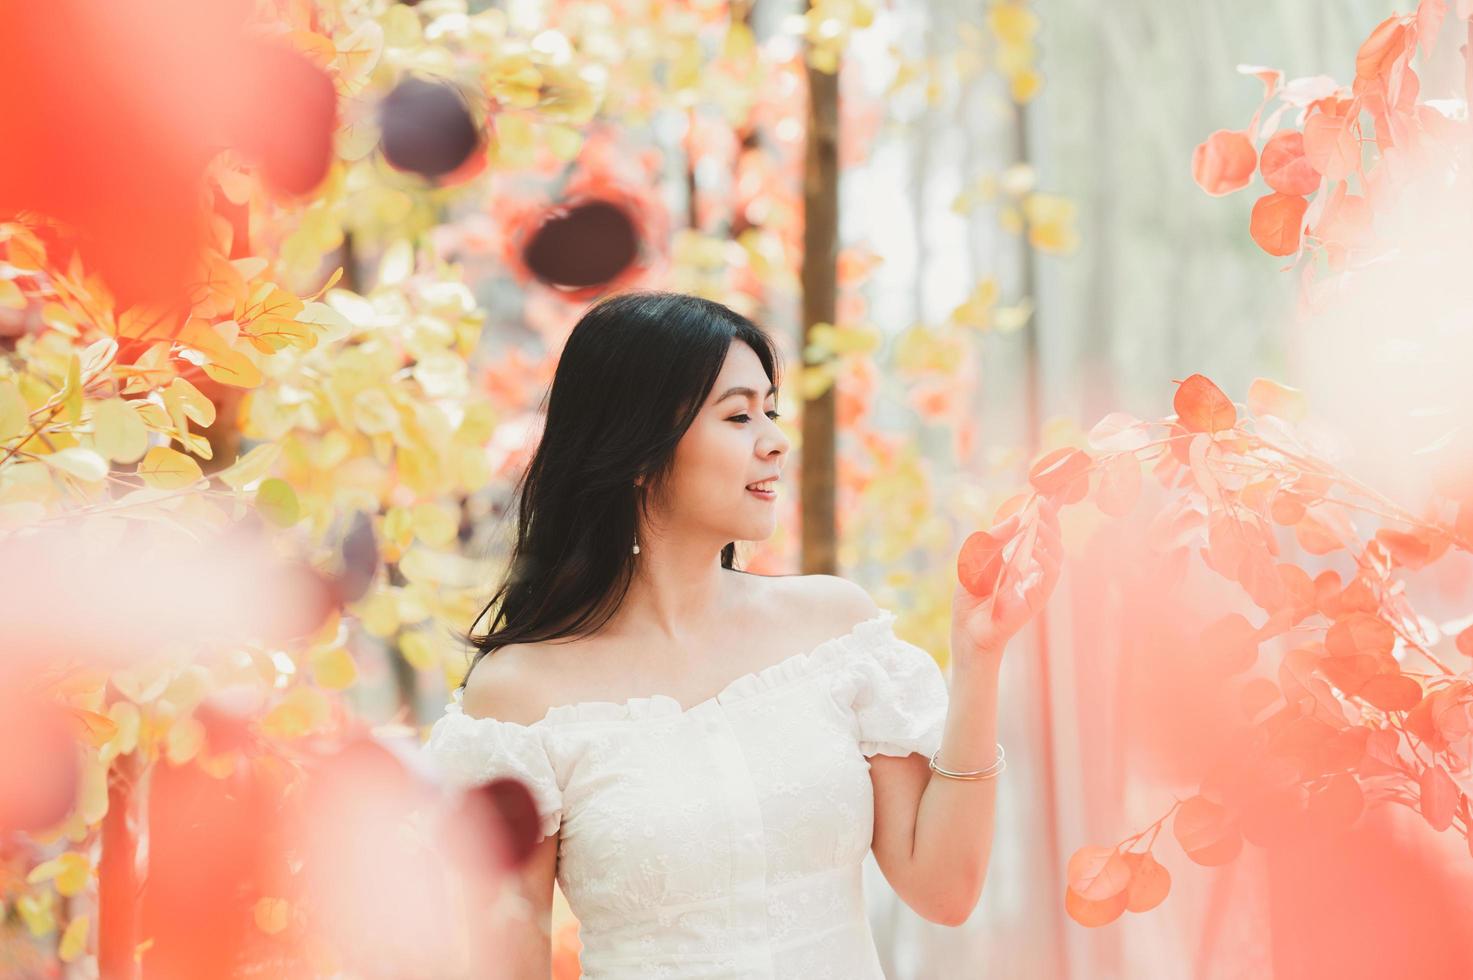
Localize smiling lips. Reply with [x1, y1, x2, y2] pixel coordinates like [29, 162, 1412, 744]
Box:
[746, 478, 777, 499]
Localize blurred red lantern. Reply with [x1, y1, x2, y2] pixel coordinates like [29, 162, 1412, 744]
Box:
[377, 75, 487, 185]
[499, 170, 666, 302]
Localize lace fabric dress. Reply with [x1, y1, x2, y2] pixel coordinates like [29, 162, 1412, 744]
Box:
[424, 608, 950, 979]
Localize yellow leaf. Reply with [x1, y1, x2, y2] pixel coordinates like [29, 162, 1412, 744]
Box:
[1001, 164, 1036, 197]
[807, 45, 839, 75]
[216, 442, 283, 490]
[254, 897, 291, 935]
[995, 299, 1034, 333]
[998, 205, 1024, 235]
[261, 686, 331, 739]
[399, 630, 438, 671]
[103, 701, 141, 760]
[256, 477, 300, 527]
[16, 891, 56, 937]
[0, 278, 25, 309]
[310, 647, 358, 690]
[199, 346, 264, 388]
[801, 362, 837, 401]
[41, 446, 109, 483]
[491, 112, 535, 168]
[71, 709, 119, 748]
[723, 22, 756, 61]
[1010, 67, 1042, 103]
[0, 379, 28, 442]
[295, 301, 352, 345]
[542, 123, 583, 161]
[59, 914, 89, 962]
[352, 388, 399, 436]
[137, 446, 202, 489]
[304, 266, 344, 303]
[988, 3, 1039, 46]
[3, 225, 48, 271]
[164, 378, 217, 428]
[355, 591, 401, 638]
[79, 336, 118, 382]
[188, 251, 249, 319]
[28, 852, 91, 897]
[411, 502, 459, 548]
[164, 716, 205, 765]
[80, 756, 109, 826]
[60, 354, 83, 423]
[114, 305, 177, 342]
[335, 20, 384, 86]
[91, 398, 149, 463]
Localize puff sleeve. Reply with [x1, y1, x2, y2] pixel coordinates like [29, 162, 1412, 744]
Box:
[424, 689, 563, 840]
[845, 612, 950, 759]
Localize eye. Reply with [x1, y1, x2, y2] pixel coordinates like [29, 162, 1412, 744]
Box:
[728, 411, 782, 423]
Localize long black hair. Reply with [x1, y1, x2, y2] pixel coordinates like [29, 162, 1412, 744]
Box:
[458, 290, 784, 690]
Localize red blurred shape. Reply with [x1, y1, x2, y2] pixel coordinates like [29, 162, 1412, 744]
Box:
[0, 687, 79, 835]
[1265, 810, 1473, 979]
[0, 0, 336, 308]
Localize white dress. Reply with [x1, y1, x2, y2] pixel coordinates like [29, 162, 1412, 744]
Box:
[424, 608, 950, 979]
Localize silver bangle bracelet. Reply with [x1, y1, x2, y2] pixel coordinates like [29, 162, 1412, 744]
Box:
[929, 743, 1006, 781]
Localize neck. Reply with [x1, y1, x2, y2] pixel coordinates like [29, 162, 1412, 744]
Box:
[617, 528, 739, 643]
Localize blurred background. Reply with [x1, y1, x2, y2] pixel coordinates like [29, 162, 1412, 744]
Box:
[3, 0, 1472, 977]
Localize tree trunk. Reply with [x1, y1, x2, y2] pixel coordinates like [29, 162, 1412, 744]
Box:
[800, 32, 840, 576]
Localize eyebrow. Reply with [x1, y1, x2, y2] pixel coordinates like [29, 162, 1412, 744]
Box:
[715, 384, 778, 403]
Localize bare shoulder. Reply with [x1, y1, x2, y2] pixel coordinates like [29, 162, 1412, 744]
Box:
[460, 641, 565, 728]
[779, 573, 882, 633]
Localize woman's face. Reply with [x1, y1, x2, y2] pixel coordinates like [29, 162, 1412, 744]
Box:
[647, 341, 789, 546]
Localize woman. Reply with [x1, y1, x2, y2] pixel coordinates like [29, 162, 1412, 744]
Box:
[426, 290, 1061, 978]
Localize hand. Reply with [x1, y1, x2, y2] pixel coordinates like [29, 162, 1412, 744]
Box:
[952, 498, 1065, 663]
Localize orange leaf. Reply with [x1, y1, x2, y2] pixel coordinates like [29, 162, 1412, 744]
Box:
[1246, 377, 1307, 423]
[1326, 612, 1395, 660]
[1065, 885, 1128, 927]
[1270, 489, 1307, 525]
[1373, 527, 1445, 570]
[1355, 16, 1409, 83]
[992, 493, 1030, 524]
[1173, 374, 1236, 434]
[1174, 795, 1242, 866]
[70, 708, 119, 748]
[1066, 845, 1132, 902]
[1192, 129, 1257, 196]
[1312, 190, 1373, 257]
[958, 529, 1006, 598]
[1302, 113, 1360, 182]
[1418, 763, 1458, 831]
[1122, 851, 1171, 913]
[1358, 673, 1422, 712]
[1293, 507, 1347, 555]
[1417, 0, 1448, 58]
[1028, 447, 1092, 503]
[1249, 192, 1309, 256]
[1258, 132, 1321, 196]
[1320, 654, 1381, 696]
[1312, 570, 1343, 617]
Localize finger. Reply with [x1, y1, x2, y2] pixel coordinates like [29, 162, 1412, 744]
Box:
[1034, 522, 1064, 567]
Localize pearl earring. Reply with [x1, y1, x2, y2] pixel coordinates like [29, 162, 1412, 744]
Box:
[632, 479, 641, 554]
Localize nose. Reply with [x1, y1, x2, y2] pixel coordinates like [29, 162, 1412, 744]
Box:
[762, 419, 790, 458]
